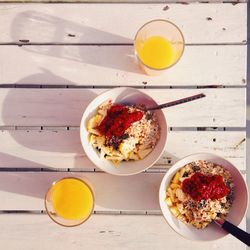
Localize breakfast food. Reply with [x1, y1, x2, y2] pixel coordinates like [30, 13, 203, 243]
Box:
[166, 160, 234, 229]
[87, 100, 160, 164]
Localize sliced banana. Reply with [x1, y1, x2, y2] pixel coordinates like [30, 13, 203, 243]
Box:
[105, 155, 124, 165]
[128, 152, 140, 161]
[88, 128, 101, 135]
[172, 171, 180, 184]
[169, 206, 180, 217]
[87, 114, 103, 131]
[165, 197, 173, 207]
[119, 138, 137, 158]
[137, 148, 152, 159]
[175, 188, 186, 202]
[170, 183, 181, 190]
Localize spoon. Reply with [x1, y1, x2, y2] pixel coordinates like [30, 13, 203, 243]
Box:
[145, 93, 206, 111]
[214, 218, 250, 246]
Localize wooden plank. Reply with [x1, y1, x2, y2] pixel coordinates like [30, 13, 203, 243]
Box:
[0, 0, 247, 3]
[0, 130, 245, 170]
[0, 3, 246, 44]
[0, 214, 246, 250]
[0, 45, 246, 86]
[0, 172, 163, 210]
[0, 88, 245, 127]
[0, 172, 246, 212]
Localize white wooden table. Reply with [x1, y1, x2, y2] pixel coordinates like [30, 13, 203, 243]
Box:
[0, 1, 248, 249]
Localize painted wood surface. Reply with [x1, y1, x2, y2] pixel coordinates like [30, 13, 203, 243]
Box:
[0, 214, 246, 250]
[0, 0, 247, 3]
[0, 88, 245, 127]
[0, 3, 246, 44]
[0, 45, 246, 86]
[0, 171, 246, 211]
[0, 130, 245, 170]
[0, 2, 247, 250]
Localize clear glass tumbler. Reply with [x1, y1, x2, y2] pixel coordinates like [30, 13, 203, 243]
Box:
[134, 19, 185, 76]
[45, 177, 95, 227]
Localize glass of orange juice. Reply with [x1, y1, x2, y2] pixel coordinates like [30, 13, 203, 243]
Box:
[134, 19, 185, 75]
[45, 177, 94, 227]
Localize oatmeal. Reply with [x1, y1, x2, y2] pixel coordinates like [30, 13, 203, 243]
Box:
[166, 160, 234, 229]
[87, 100, 160, 164]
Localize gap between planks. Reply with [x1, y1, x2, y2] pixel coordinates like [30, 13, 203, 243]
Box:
[0, 1, 247, 4]
[0, 210, 162, 215]
[0, 43, 247, 46]
[0, 168, 246, 174]
[0, 126, 245, 131]
[0, 84, 246, 89]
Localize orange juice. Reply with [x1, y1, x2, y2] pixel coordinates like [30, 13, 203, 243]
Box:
[138, 36, 175, 69]
[51, 178, 94, 220]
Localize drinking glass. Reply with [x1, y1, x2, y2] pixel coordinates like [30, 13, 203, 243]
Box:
[134, 19, 185, 75]
[45, 177, 94, 227]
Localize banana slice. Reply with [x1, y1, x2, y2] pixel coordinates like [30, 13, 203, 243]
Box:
[89, 134, 97, 145]
[172, 171, 180, 184]
[167, 188, 175, 203]
[128, 152, 140, 161]
[105, 155, 124, 164]
[165, 197, 173, 206]
[170, 183, 181, 190]
[169, 206, 180, 217]
[99, 100, 111, 109]
[87, 114, 103, 131]
[137, 148, 152, 159]
[96, 136, 105, 148]
[119, 138, 137, 158]
[88, 128, 101, 135]
[176, 188, 186, 202]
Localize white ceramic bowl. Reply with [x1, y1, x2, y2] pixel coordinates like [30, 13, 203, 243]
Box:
[159, 153, 248, 241]
[80, 87, 167, 176]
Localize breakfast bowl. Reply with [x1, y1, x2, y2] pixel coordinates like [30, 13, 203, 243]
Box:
[159, 153, 248, 241]
[80, 87, 167, 176]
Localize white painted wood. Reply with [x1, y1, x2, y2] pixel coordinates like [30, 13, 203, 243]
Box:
[0, 2, 247, 249]
[0, 3, 246, 44]
[0, 130, 245, 170]
[0, 45, 246, 86]
[0, 88, 245, 127]
[1, 0, 247, 3]
[0, 172, 246, 212]
[0, 214, 246, 250]
[0, 172, 163, 210]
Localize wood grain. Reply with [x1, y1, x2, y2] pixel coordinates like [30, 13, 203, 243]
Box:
[0, 3, 246, 44]
[0, 130, 245, 170]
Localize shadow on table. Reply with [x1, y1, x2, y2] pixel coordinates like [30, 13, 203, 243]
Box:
[0, 153, 67, 199]
[0, 152, 164, 211]
[2, 71, 97, 152]
[10, 11, 141, 74]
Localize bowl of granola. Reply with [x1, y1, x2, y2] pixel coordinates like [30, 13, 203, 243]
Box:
[80, 87, 167, 175]
[159, 153, 248, 241]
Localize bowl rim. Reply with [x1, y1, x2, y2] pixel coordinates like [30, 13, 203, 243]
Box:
[80, 87, 168, 176]
[159, 152, 249, 241]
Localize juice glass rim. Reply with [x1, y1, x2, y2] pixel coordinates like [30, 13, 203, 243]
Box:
[134, 19, 185, 71]
[44, 176, 95, 227]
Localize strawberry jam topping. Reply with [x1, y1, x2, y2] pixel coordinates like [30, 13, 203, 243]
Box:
[182, 172, 230, 201]
[97, 104, 143, 140]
